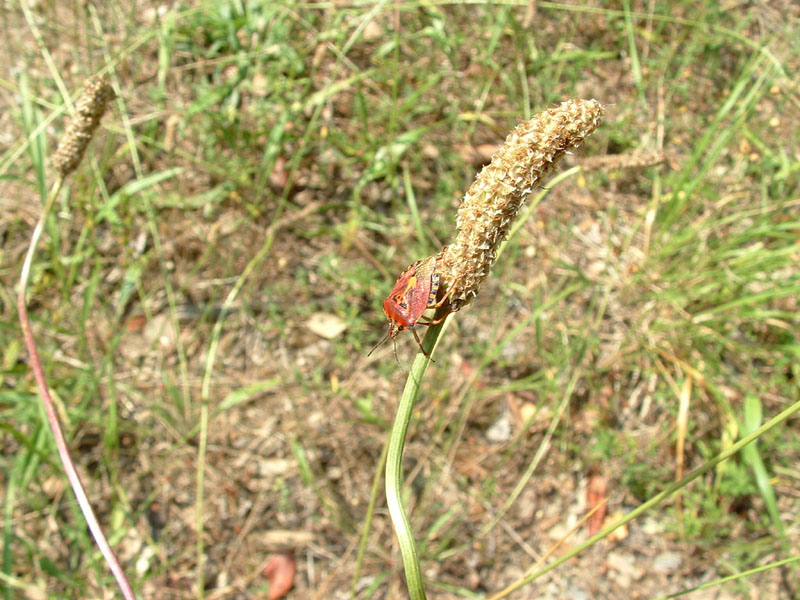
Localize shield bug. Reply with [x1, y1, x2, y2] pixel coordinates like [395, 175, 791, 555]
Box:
[368, 249, 458, 362]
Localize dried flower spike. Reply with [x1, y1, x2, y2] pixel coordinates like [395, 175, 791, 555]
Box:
[439, 99, 604, 308]
[52, 77, 115, 178]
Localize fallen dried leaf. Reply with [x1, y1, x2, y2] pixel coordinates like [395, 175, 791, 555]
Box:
[456, 143, 500, 167]
[586, 473, 608, 536]
[305, 312, 348, 339]
[263, 553, 295, 600]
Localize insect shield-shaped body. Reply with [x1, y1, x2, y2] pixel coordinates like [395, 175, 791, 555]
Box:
[369, 250, 455, 362]
[384, 255, 439, 340]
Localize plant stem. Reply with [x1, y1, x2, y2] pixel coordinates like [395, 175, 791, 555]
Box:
[385, 308, 450, 600]
[17, 180, 136, 600]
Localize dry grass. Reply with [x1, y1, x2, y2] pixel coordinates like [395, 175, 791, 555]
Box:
[2, 1, 799, 599]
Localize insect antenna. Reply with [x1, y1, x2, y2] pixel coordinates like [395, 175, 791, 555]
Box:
[367, 330, 406, 370]
[367, 331, 391, 357]
[391, 337, 404, 369]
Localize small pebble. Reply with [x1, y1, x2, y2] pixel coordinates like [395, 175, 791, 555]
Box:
[653, 551, 682, 574]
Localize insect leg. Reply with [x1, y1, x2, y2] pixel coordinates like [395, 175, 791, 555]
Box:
[412, 328, 435, 361]
[431, 274, 463, 308]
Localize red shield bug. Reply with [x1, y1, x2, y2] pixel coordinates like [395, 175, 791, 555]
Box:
[368, 248, 458, 362]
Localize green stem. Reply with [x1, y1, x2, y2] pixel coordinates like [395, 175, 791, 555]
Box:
[385, 310, 450, 600]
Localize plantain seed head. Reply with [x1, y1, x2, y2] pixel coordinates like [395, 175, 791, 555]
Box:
[52, 77, 115, 178]
[439, 99, 604, 308]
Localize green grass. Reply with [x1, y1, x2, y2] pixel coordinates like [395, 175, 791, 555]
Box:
[1, 0, 798, 598]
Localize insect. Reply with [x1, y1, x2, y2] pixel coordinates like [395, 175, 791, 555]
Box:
[368, 249, 458, 362]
